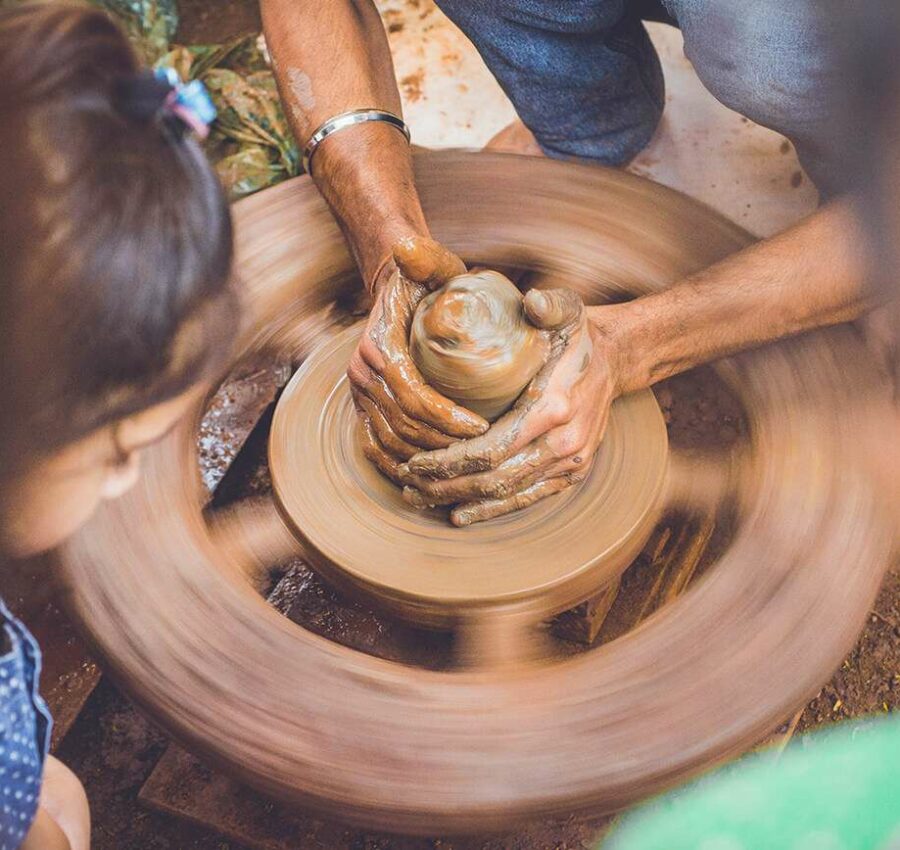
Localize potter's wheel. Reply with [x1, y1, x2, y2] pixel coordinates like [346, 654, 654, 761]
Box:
[56, 152, 893, 833]
[270, 324, 668, 628]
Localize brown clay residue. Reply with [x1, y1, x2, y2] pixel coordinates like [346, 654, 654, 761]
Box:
[383, 8, 404, 33]
[653, 366, 747, 450]
[400, 69, 425, 103]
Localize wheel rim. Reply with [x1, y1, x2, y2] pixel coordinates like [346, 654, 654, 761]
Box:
[58, 151, 891, 833]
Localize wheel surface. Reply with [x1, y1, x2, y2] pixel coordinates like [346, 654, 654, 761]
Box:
[58, 152, 892, 833]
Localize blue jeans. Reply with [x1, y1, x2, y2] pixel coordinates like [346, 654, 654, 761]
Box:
[435, 0, 848, 194]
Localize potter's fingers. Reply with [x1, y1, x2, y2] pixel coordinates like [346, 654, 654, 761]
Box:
[402, 414, 523, 479]
[544, 452, 597, 487]
[361, 273, 488, 439]
[350, 355, 456, 448]
[404, 439, 594, 507]
[450, 475, 582, 527]
[404, 388, 572, 479]
[359, 417, 406, 485]
[362, 373, 458, 450]
[379, 356, 489, 439]
[351, 390, 419, 461]
[393, 236, 467, 289]
[362, 317, 488, 439]
[402, 440, 557, 507]
[524, 288, 585, 332]
[475, 439, 594, 497]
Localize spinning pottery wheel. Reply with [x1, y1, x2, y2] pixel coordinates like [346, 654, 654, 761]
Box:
[270, 324, 667, 632]
[58, 152, 892, 833]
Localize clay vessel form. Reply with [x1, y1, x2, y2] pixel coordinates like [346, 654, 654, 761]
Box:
[410, 270, 549, 420]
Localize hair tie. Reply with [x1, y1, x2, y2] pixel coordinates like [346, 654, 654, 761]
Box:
[114, 68, 216, 140]
[153, 67, 216, 140]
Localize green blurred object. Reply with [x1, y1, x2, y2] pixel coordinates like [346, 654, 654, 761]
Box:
[202, 67, 299, 187]
[603, 715, 900, 850]
[215, 145, 283, 199]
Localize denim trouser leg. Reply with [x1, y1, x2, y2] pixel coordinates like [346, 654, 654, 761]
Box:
[435, 0, 666, 166]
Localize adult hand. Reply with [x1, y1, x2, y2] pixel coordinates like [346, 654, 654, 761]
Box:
[349, 236, 489, 481]
[400, 289, 619, 526]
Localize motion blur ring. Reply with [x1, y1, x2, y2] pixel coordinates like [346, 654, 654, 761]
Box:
[58, 152, 893, 834]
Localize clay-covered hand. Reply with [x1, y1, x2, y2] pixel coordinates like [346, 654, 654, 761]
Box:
[349, 236, 489, 480]
[400, 289, 617, 525]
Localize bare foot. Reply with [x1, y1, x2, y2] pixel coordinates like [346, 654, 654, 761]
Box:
[485, 120, 545, 157]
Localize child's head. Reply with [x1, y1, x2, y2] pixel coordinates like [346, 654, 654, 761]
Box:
[0, 4, 238, 555]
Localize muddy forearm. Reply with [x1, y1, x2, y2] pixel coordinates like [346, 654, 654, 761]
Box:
[593, 200, 873, 395]
[261, 0, 429, 286]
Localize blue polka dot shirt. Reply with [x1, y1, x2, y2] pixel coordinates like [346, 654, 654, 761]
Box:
[0, 597, 52, 849]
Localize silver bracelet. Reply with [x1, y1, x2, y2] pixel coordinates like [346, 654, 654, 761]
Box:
[302, 109, 411, 174]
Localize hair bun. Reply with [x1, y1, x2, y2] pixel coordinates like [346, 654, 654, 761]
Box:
[113, 70, 173, 123]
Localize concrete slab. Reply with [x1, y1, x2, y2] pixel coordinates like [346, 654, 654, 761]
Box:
[629, 25, 819, 237]
[376, 0, 516, 150]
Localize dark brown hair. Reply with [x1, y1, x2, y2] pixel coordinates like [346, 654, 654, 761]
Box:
[0, 3, 237, 476]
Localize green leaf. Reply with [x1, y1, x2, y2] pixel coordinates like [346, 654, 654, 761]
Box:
[202, 67, 299, 177]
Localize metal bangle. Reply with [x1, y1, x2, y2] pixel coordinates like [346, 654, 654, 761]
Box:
[302, 109, 411, 174]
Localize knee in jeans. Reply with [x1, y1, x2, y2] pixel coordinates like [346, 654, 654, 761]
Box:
[538, 93, 663, 165]
[683, 8, 830, 131]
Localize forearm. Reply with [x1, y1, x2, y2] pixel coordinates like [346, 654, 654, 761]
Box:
[594, 200, 874, 394]
[261, 0, 428, 286]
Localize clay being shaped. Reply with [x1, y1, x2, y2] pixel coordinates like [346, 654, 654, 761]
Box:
[409, 270, 549, 421]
